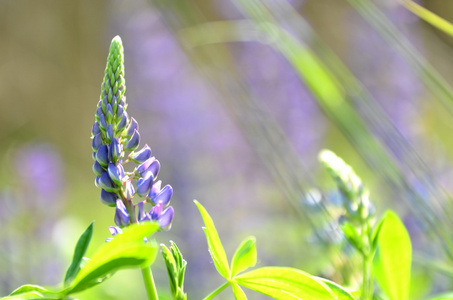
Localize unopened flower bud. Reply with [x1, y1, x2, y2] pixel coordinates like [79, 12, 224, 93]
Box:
[125, 118, 139, 138]
[137, 158, 160, 178]
[100, 189, 117, 206]
[158, 206, 174, 231]
[136, 172, 154, 197]
[106, 124, 115, 143]
[109, 138, 122, 162]
[92, 133, 103, 152]
[130, 144, 152, 164]
[98, 171, 118, 192]
[92, 161, 105, 177]
[95, 145, 109, 167]
[153, 185, 173, 206]
[114, 199, 129, 227]
[148, 180, 162, 201]
[125, 129, 140, 151]
[92, 121, 101, 137]
[108, 163, 123, 186]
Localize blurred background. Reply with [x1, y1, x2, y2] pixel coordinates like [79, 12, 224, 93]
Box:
[1, 0, 453, 299]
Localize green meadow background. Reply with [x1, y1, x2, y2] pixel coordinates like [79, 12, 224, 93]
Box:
[1, 0, 453, 299]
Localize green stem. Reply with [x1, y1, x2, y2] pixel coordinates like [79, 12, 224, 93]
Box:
[141, 266, 159, 300]
[203, 281, 230, 300]
[362, 255, 372, 300]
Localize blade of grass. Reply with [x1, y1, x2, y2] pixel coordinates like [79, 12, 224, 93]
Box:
[399, 0, 453, 38]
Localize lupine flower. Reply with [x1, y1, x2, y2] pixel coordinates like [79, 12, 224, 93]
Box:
[91, 36, 174, 232]
[318, 149, 374, 224]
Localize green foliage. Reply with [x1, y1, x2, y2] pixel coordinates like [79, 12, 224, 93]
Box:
[230, 237, 257, 278]
[194, 200, 230, 279]
[65, 222, 159, 295]
[195, 200, 356, 300]
[161, 241, 187, 300]
[2, 222, 160, 299]
[64, 222, 94, 285]
[234, 267, 352, 300]
[373, 211, 412, 300]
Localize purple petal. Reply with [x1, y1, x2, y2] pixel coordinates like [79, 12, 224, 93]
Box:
[124, 129, 140, 151]
[136, 158, 160, 178]
[158, 206, 174, 231]
[114, 199, 129, 227]
[98, 171, 117, 192]
[106, 103, 114, 123]
[136, 172, 154, 197]
[95, 145, 109, 167]
[109, 226, 122, 236]
[130, 144, 152, 164]
[109, 138, 122, 162]
[92, 121, 101, 136]
[116, 112, 128, 134]
[153, 185, 173, 206]
[137, 201, 145, 220]
[150, 202, 163, 220]
[108, 163, 122, 186]
[148, 180, 162, 201]
[91, 133, 103, 152]
[100, 189, 117, 206]
[106, 124, 115, 143]
[116, 104, 124, 119]
[126, 118, 139, 137]
[92, 160, 104, 177]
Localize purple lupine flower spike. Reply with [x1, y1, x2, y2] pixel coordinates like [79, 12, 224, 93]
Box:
[93, 36, 175, 236]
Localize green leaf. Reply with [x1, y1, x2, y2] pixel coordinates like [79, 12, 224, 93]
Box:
[373, 210, 412, 300]
[230, 236, 257, 278]
[231, 283, 247, 300]
[64, 221, 94, 285]
[371, 215, 385, 255]
[8, 285, 49, 296]
[234, 267, 336, 299]
[341, 222, 364, 254]
[65, 222, 159, 295]
[194, 200, 230, 279]
[313, 277, 356, 300]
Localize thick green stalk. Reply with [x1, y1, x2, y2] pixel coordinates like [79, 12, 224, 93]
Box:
[142, 266, 159, 300]
[203, 282, 230, 300]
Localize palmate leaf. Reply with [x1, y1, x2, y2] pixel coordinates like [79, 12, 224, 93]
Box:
[64, 221, 94, 285]
[64, 222, 159, 295]
[373, 210, 412, 300]
[194, 200, 230, 279]
[230, 236, 257, 278]
[234, 267, 344, 300]
[231, 283, 247, 300]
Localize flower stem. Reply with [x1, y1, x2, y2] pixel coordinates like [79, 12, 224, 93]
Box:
[203, 281, 230, 300]
[141, 266, 159, 300]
